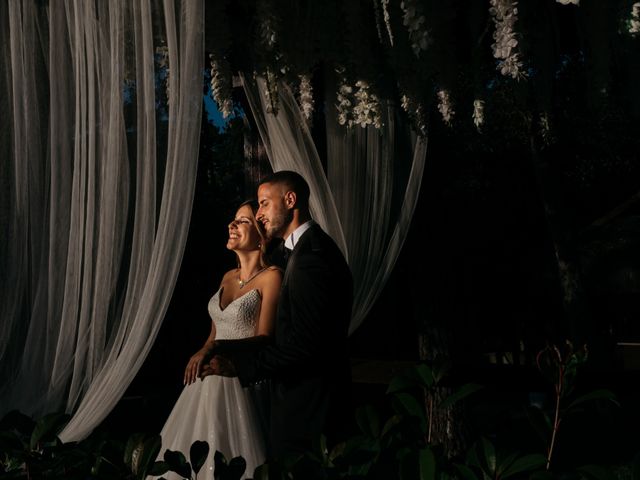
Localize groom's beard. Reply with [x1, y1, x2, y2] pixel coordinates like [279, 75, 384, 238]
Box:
[265, 209, 293, 239]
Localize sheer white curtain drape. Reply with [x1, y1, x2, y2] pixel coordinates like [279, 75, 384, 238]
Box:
[0, 0, 203, 442]
[241, 75, 427, 334]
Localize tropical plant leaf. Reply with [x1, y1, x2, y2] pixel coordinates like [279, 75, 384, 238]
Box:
[136, 435, 162, 478]
[30, 412, 69, 450]
[148, 460, 170, 476]
[356, 404, 381, 438]
[418, 447, 436, 480]
[227, 455, 247, 480]
[393, 392, 427, 424]
[454, 463, 480, 480]
[124, 433, 146, 466]
[633, 452, 640, 480]
[525, 406, 552, 445]
[381, 414, 403, 438]
[566, 389, 619, 410]
[430, 356, 451, 384]
[480, 438, 496, 476]
[415, 363, 436, 388]
[190, 439, 209, 475]
[501, 454, 546, 479]
[529, 470, 554, 480]
[577, 464, 613, 480]
[438, 384, 483, 410]
[164, 449, 191, 478]
[387, 372, 419, 394]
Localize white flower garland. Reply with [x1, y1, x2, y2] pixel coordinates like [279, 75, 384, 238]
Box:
[353, 80, 383, 128]
[382, 0, 394, 46]
[472, 99, 485, 131]
[298, 74, 314, 123]
[437, 89, 454, 126]
[490, 0, 526, 79]
[336, 80, 353, 127]
[401, 94, 427, 136]
[335, 71, 383, 129]
[400, 0, 429, 57]
[629, 2, 640, 35]
[264, 69, 279, 115]
[209, 53, 234, 119]
[556, 0, 579, 5]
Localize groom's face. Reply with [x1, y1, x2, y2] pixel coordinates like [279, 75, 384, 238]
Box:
[257, 182, 293, 239]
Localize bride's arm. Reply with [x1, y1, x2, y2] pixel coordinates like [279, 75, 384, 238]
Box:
[184, 321, 216, 385]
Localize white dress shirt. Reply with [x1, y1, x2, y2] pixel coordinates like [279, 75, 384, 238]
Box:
[283, 220, 314, 251]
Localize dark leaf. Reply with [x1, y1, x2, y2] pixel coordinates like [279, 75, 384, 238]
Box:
[480, 438, 496, 476]
[148, 461, 170, 476]
[190, 440, 210, 475]
[438, 384, 483, 410]
[419, 447, 436, 480]
[393, 392, 427, 424]
[30, 412, 69, 450]
[227, 455, 247, 480]
[137, 435, 163, 478]
[501, 454, 546, 479]
[164, 449, 191, 478]
[577, 464, 613, 480]
[455, 464, 481, 480]
[124, 433, 146, 468]
[567, 389, 619, 410]
[356, 404, 381, 438]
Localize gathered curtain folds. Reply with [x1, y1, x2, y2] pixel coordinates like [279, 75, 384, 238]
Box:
[0, 0, 204, 442]
[241, 75, 427, 335]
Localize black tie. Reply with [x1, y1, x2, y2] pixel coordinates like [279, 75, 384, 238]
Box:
[283, 246, 292, 264]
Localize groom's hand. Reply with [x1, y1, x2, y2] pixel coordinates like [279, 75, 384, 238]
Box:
[199, 355, 236, 379]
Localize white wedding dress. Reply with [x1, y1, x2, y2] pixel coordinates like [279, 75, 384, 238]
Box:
[155, 288, 266, 479]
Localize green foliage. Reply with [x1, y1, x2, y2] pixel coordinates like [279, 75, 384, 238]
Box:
[0, 349, 626, 479]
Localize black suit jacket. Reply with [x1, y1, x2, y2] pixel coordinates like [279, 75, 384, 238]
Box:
[232, 223, 353, 458]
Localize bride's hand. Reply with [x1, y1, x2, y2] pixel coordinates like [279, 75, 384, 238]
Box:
[184, 348, 211, 385]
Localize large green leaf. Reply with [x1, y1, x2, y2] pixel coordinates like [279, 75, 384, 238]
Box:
[29, 412, 69, 450]
[500, 454, 546, 479]
[356, 404, 381, 438]
[416, 364, 436, 388]
[454, 463, 481, 480]
[438, 384, 483, 411]
[566, 389, 619, 410]
[137, 435, 162, 478]
[227, 456, 247, 480]
[393, 392, 427, 424]
[164, 449, 191, 479]
[419, 447, 436, 480]
[190, 440, 210, 475]
[480, 438, 496, 476]
[577, 464, 613, 480]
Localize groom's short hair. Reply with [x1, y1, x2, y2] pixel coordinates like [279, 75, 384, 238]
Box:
[260, 170, 310, 209]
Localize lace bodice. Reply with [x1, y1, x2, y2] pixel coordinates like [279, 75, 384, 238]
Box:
[207, 288, 261, 340]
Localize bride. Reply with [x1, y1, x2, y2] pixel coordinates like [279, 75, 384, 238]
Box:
[155, 200, 282, 478]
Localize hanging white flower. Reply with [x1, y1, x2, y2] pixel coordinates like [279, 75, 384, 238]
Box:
[401, 93, 427, 136]
[298, 74, 314, 123]
[336, 73, 354, 128]
[539, 111, 553, 145]
[353, 80, 383, 129]
[437, 89, 454, 126]
[209, 53, 234, 119]
[382, 0, 394, 46]
[264, 69, 279, 115]
[400, 0, 429, 56]
[556, 0, 579, 5]
[629, 2, 640, 35]
[489, 0, 527, 79]
[472, 99, 485, 131]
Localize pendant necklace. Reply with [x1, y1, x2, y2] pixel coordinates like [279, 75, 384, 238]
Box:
[238, 267, 267, 289]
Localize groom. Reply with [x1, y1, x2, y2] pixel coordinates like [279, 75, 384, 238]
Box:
[207, 170, 353, 459]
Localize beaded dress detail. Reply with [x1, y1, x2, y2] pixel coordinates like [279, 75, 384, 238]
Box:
[154, 288, 265, 479]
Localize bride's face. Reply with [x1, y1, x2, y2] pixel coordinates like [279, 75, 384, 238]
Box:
[227, 205, 261, 252]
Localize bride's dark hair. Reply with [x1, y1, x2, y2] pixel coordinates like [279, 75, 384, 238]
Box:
[236, 199, 270, 268]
